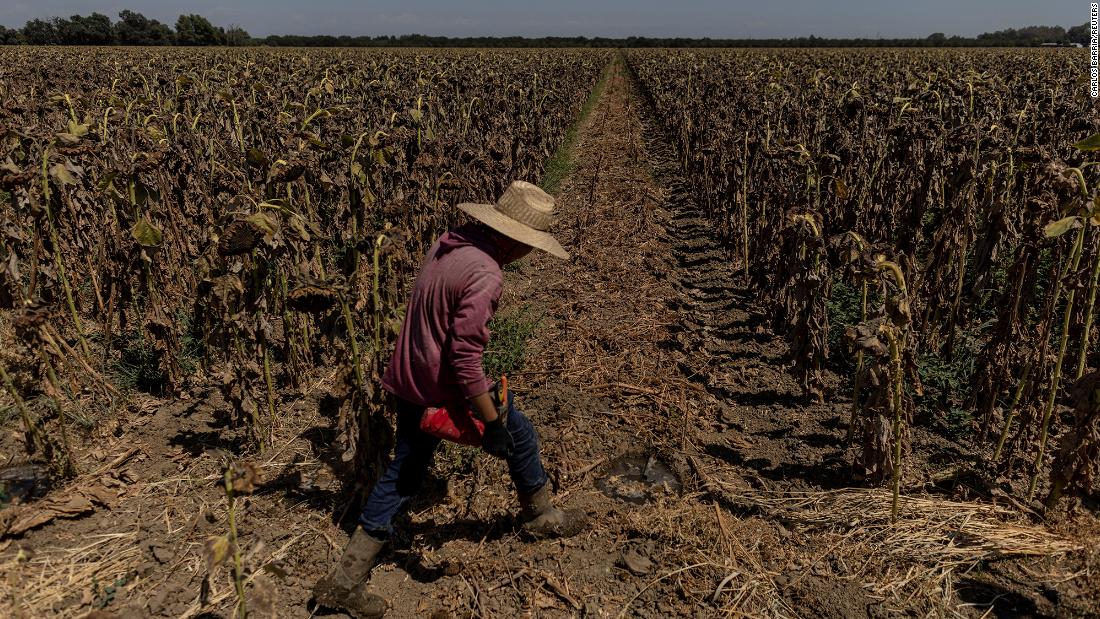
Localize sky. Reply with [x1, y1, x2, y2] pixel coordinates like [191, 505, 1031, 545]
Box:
[0, 0, 1087, 38]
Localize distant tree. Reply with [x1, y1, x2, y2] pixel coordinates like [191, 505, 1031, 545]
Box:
[1068, 22, 1090, 46]
[978, 25, 1067, 46]
[175, 14, 223, 46]
[81, 13, 115, 44]
[51, 16, 74, 42]
[1017, 25, 1066, 42]
[55, 13, 115, 45]
[22, 18, 59, 45]
[926, 32, 946, 45]
[115, 10, 174, 45]
[224, 24, 251, 46]
[0, 24, 24, 45]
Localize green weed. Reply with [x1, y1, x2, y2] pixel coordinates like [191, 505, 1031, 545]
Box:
[112, 310, 202, 394]
[0, 403, 16, 427]
[943, 407, 975, 439]
[176, 310, 204, 376]
[484, 304, 542, 379]
[434, 440, 479, 477]
[917, 338, 979, 436]
[112, 330, 161, 393]
[92, 575, 129, 610]
[539, 60, 612, 195]
[826, 281, 878, 375]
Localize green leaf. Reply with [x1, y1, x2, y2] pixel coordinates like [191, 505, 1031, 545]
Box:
[246, 148, 269, 169]
[49, 163, 76, 185]
[1073, 133, 1100, 151]
[833, 178, 848, 200]
[257, 198, 290, 209]
[245, 212, 279, 236]
[1044, 216, 1082, 238]
[95, 172, 117, 191]
[67, 121, 89, 137]
[131, 217, 163, 247]
[287, 215, 311, 242]
[132, 181, 158, 207]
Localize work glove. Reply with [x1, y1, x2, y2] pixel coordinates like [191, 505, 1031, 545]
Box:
[482, 417, 514, 459]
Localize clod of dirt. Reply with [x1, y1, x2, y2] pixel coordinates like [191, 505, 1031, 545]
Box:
[619, 541, 655, 576]
[147, 542, 174, 564]
[595, 454, 682, 504]
[440, 558, 464, 576]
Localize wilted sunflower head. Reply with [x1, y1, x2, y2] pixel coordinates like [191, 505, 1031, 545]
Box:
[11, 299, 53, 337]
[286, 277, 341, 313]
[217, 213, 278, 257]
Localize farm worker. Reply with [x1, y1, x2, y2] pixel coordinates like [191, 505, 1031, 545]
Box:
[313, 180, 587, 618]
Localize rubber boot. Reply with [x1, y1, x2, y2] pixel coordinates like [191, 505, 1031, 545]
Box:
[312, 528, 388, 619]
[519, 485, 587, 538]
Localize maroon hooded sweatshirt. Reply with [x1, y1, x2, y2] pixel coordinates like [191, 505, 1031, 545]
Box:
[381, 224, 507, 408]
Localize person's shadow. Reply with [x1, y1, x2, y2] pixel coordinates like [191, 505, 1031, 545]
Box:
[388, 515, 518, 584]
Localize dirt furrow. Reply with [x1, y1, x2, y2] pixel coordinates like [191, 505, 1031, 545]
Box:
[496, 55, 878, 617]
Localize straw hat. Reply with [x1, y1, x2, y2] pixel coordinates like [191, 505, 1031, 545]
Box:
[457, 181, 569, 260]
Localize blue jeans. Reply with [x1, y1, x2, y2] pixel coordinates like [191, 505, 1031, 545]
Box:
[358, 393, 548, 537]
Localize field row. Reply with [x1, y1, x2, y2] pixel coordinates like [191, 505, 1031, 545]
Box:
[628, 47, 1099, 508]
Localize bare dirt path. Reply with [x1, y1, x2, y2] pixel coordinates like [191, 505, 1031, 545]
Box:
[3, 54, 1096, 619]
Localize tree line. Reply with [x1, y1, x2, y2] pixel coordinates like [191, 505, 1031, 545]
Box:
[259, 29, 1091, 48]
[0, 11, 249, 46]
[0, 12, 1090, 48]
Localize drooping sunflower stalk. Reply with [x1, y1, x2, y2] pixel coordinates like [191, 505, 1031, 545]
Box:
[844, 256, 921, 516]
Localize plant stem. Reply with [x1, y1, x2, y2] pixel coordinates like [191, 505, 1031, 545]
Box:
[40, 351, 76, 477]
[372, 233, 386, 356]
[0, 361, 47, 455]
[40, 149, 90, 359]
[1075, 237, 1100, 380]
[340, 295, 366, 396]
[741, 132, 750, 279]
[261, 341, 276, 450]
[888, 328, 904, 523]
[1028, 225, 1086, 500]
[223, 470, 247, 619]
[847, 281, 869, 444]
[994, 360, 1032, 462]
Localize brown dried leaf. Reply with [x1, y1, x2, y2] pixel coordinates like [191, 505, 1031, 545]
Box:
[1, 484, 116, 537]
[229, 461, 262, 494]
[203, 535, 231, 572]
